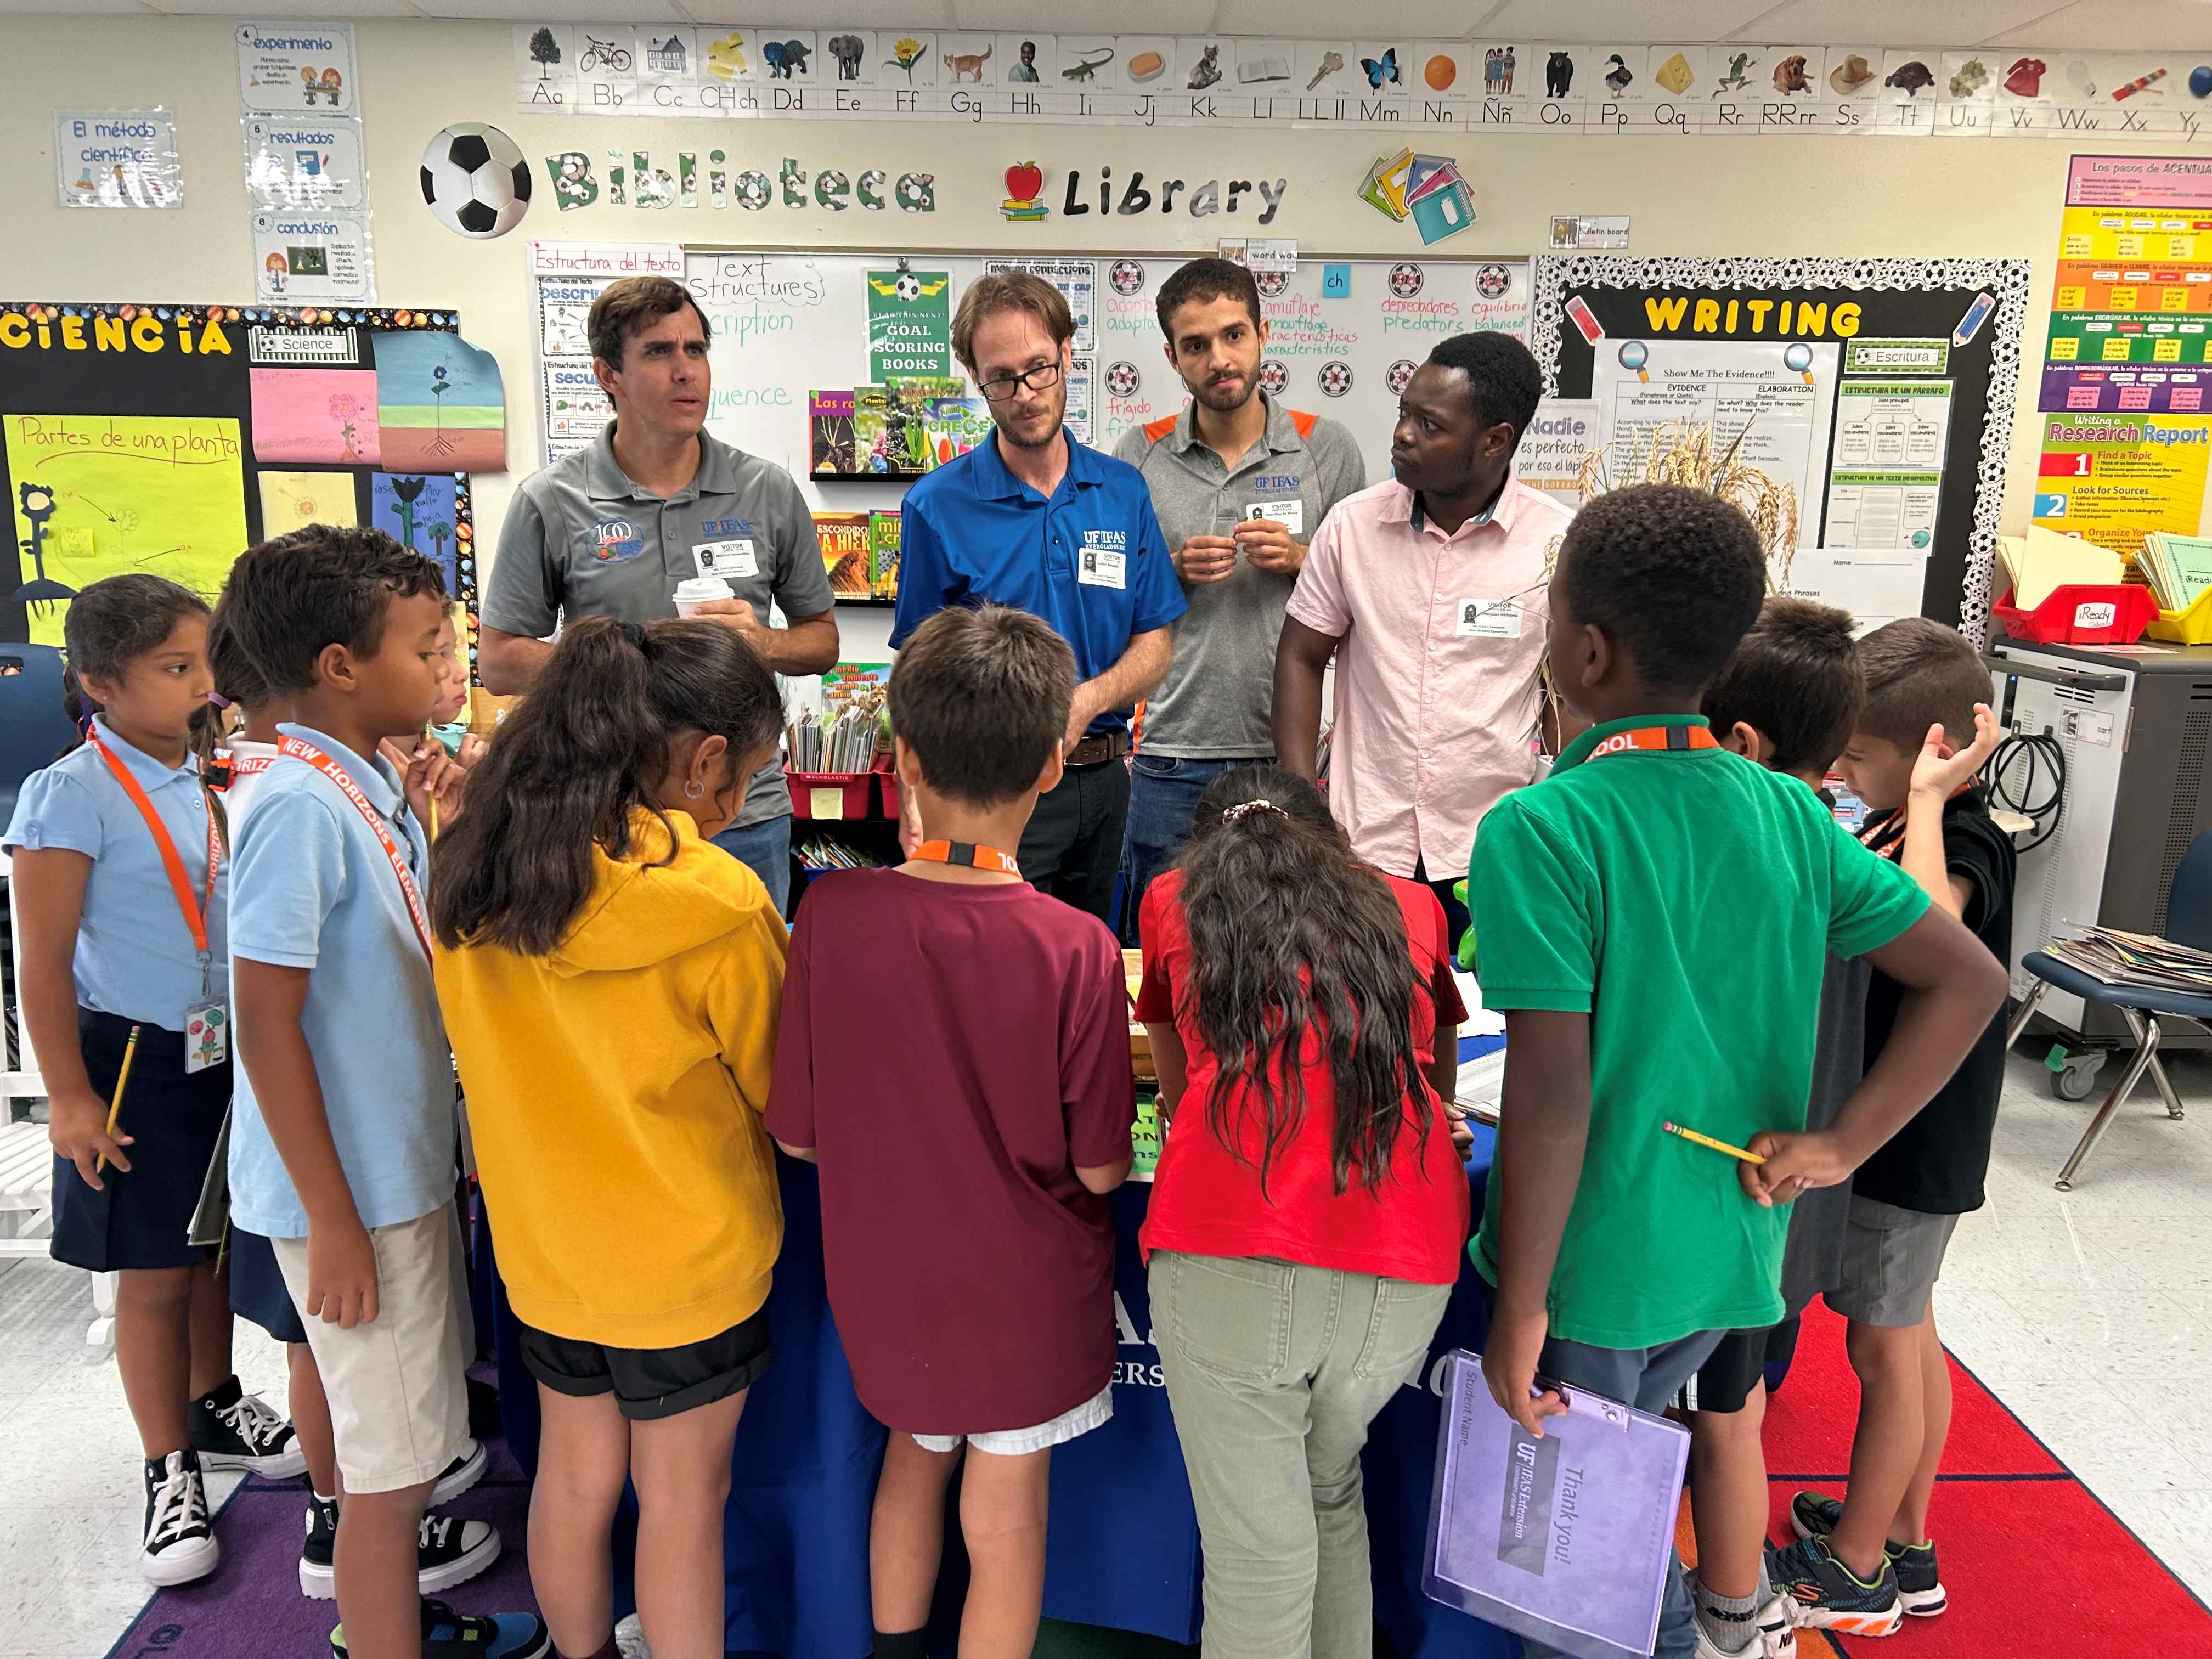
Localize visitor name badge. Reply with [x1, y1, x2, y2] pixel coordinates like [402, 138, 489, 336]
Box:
[1077, 532, 1127, 589]
[1458, 597, 1524, 639]
[693, 539, 758, 580]
[1244, 499, 1305, 535]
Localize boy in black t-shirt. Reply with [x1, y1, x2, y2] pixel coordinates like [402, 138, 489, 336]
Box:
[1771, 618, 2014, 1636]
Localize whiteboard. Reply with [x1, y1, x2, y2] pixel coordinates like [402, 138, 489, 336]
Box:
[531, 248, 1534, 512]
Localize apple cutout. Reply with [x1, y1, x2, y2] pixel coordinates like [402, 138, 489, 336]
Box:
[1006, 161, 1045, 202]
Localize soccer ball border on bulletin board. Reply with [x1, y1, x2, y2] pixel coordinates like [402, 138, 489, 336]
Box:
[0, 301, 486, 667]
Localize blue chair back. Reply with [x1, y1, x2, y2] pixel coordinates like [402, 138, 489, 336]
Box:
[2163, 827, 2212, 953]
[0, 643, 76, 827]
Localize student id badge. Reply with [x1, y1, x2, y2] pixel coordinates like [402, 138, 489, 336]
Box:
[1457, 597, 1525, 640]
[692, 539, 759, 580]
[184, 1000, 229, 1073]
[1077, 543, 1128, 589]
[1245, 499, 1305, 535]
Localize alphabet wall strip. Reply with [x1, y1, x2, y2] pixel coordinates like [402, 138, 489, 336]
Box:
[513, 28, 2212, 145]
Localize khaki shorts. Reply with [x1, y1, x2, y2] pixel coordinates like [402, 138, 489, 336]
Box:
[1826, 1195, 1960, 1329]
[273, 1203, 470, 1494]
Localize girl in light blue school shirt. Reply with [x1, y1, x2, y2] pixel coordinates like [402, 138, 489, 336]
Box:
[3, 574, 297, 1588]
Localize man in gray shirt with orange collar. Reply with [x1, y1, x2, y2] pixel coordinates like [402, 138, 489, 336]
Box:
[1113, 257, 1366, 932]
[482, 275, 838, 910]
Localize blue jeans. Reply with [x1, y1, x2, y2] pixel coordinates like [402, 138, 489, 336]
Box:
[1121, 754, 1265, 944]
[711, 812, 792, 917]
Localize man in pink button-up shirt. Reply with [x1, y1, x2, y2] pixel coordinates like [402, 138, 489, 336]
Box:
[1274, 332, 1571, 944]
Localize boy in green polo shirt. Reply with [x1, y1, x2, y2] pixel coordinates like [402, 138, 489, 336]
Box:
[1466, 486, 2008, 1659]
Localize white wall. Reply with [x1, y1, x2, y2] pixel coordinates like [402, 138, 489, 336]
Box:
[1, 14, 2197, 602]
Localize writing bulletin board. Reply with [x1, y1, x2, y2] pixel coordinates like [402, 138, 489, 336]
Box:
[1530, 256, 2032, 640]
[0, 302, 498, 653]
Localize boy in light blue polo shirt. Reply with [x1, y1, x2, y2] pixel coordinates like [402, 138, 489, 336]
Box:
[223, 526, 548, 1659]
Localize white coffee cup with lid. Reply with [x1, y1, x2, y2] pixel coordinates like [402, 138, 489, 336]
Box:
[673, 575, 733, 616]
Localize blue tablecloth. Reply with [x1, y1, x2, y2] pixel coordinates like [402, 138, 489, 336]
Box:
[481, 1040, 1510, 1657]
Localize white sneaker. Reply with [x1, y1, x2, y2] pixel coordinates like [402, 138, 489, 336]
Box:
[140, 1451, 220, 1586]
[1689, 1576, 1796, 1659]
[431, 1437, 488, 1506]
[614, 1612, 651, 1658]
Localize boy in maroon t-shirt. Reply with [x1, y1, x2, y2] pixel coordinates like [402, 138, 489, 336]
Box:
[767, 605, 1135, 1659]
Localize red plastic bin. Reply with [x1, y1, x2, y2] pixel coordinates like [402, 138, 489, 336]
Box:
[1990, 584, 2156, 646]
[874, 766, 901, 823]
[787, 771, 876, 820]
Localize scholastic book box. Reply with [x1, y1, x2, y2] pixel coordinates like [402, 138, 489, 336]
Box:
[815, 512, 872, 597]
[868, 509, 901, 600]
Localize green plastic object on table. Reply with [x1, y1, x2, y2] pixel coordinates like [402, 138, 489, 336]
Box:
[1131, 1093, 1161, 1177]
[1453, 879, 1476, 970]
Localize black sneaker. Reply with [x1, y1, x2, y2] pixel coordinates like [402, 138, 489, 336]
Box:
[140, 1449, 220, 1586]
[1767, 1535, 1903, 1637]
[189, 1374, 306, 1479]
[331, 1598, 551, 1659]
[432, 1437, 488, 1506]
[298, 1497, 502, 1598]
[1790, 1490, 1946, 1616]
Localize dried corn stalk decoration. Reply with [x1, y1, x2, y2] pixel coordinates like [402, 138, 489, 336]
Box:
[1573, 411, 1800, 589]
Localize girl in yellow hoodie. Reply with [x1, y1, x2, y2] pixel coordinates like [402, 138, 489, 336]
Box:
[429, 615, 787, 1659]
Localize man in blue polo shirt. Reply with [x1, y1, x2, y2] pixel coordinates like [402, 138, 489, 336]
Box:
[891, 270, 1185, 923]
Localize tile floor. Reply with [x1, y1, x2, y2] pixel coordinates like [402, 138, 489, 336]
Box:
[0, 1048, 2207, 1657]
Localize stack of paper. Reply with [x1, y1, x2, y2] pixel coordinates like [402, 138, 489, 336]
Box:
[2003, 524, 2123, 610]
[2042, 924, 2212, 995]
[2138, 532, 2212, 613]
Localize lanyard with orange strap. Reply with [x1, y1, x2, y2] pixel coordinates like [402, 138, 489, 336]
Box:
[276, 734, 434, 960]
[88, 731, 227, 1070]
[909, 839, 1022, 877]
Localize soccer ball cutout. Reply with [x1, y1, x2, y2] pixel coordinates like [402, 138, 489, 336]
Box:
[1105, 361, 1141, 398]
[1387, 263, 1424, 298]
[1255, 270, 1289, 298]
[1257, 360, 1288, 396]
[1387, 360, 1417, 395]
[1476, 262, 1513, 300]
[1319, 361, 1354, 397]
[893, 271, 923, 301]
[420, 122, 531, 239]
[1109, 259, 1146, 295]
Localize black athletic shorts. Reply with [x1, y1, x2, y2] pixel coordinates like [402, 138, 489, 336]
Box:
[1676, 1314, 1802, 1416]
[518, 1305, 772, 1421]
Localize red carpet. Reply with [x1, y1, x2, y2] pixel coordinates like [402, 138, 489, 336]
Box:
[1679, 1301, 2210, 1657]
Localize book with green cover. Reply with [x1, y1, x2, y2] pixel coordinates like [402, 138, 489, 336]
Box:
[853, 383, 892, 476]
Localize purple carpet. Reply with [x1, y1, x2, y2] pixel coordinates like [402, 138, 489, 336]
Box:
[101, 1439, 541, 1659]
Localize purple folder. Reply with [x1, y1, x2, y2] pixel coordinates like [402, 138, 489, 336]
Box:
[1423, 1350, 1689, 1659]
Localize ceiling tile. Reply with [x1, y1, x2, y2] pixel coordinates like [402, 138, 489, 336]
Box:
[1476, 0, 1776, 44]
[148, 0, 420, 11]
[956, 0, 1198, 28]
[1987, 0, 2212, 50]
[0, 0, 152, 12]
[1214, 0, 1469, 36]
[405, 0, 667, 19]
[680, 0, 954, 23]
[1738, 0, 2063, 44]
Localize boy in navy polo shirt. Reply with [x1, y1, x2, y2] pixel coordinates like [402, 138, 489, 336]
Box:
[891, 270, 1184, 924]
[1466, 487, 2007, 1659]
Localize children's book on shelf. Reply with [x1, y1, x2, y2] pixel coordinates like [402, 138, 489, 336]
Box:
[810, 389, 856, 475]
[815, 512, 872, 597]
[868, 509, 902, 600]
[854, 384, 892, 475]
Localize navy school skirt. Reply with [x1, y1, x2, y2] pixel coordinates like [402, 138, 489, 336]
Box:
[50, 1008, 228, 1273]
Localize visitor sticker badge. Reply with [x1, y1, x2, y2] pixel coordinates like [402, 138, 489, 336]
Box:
[1077, 544, 1127, 589]
[1458, 597, 1523, 639]
[693, 538, 758, 579]
[184, 1000, 229, 1074]
[1244, 499, 1305, 535]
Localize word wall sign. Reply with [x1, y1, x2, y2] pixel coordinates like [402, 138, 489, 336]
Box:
[514, 27, 2212, 143]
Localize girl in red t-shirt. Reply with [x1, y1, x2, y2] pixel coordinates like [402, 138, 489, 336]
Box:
[1136, 764, 1472, 1654]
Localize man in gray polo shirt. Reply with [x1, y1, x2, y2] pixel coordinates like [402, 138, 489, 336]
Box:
[1113, 257, 1366, 932]
[482, 275, 837, 911]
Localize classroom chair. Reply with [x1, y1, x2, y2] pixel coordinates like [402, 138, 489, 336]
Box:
[2005, 827, 2212, 1190]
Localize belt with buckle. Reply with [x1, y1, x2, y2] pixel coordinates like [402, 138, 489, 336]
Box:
[1066, 730, 1130, 768]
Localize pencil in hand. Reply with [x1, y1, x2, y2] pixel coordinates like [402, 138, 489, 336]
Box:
[1661, 1120, 1765, 1166]
[94, 1023, 142, 1175]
